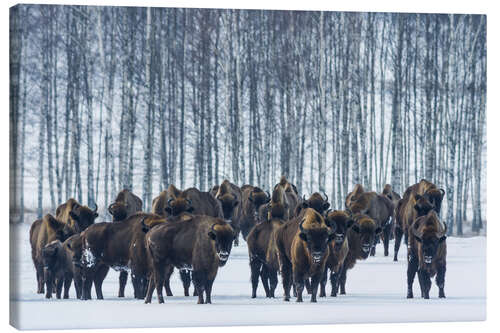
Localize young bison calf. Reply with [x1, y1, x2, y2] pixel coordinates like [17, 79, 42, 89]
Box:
[276, 208, 334, 302]
[145, 216, 235, 304]
[41, 240, 74, 299]
[407, 210, 447, 299]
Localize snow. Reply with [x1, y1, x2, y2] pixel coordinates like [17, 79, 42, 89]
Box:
[10, 223, 486, 330]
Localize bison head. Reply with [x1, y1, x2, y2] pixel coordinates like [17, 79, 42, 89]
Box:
[422, 188, 445, 214]
[350, 215, 382, 259]
[299, 192, 330, 216]
[69, 204, 98, 232]
[414, 194, 434, 217]
[413, 214, 447, 265]
[108, 202, 128, 222]
[325, 210, 355, 251]
[249, 188, 271, 219]
[298, 220, 334, 264]
[208, 222, 235, 267]
[165, 197, 193, 216]
[217, 193, 239, 221]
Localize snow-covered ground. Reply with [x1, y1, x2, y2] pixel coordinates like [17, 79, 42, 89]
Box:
[10, 223, 486, 330]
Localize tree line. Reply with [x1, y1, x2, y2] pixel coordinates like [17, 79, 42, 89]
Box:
[9, 5, 486, 235]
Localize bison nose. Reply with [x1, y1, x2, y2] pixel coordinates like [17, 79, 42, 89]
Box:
[424, 256, 433, 264]
[362, 244, 371, 253]
[218, 251, 229, 261]
[311, 251, 323, 263]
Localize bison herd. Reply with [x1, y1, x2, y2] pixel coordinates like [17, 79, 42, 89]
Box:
[29, 177, 448, 304]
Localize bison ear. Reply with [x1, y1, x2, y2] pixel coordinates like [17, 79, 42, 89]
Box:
[233, 200, 239, 208]
[414, 236, 422, 243]
[208, 231, 217, 240]
[93, 212, 99, 218]
[351, 224, 360, 233]
[66, 242, 72, 250]
[323, 202, 330, 210]
[347, 219, 355, 229]
[187, 206, 195, 213]
[298, 232, 307, 242]
[375, 227, 383, 235]
[248, 195, 254, 202]
[439, 235, 447, 243]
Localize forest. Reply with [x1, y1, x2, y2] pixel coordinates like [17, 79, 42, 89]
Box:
[9, 5, 486, 235]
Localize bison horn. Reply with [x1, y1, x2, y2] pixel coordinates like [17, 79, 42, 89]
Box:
[107, 203, 115, 214]
[299, 220, 305, 233]
[302, 194, 307, 201]
[323, 191, 329, 203]
[266, 190, 271, 199]
[93, 203, 98, 213]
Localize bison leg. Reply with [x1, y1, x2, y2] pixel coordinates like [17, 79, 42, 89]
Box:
[250, 258, 262, 298]
[73, 273, 82, 299]
[153, 266, 166, 304]
[319, 268, 328, 297]
[55, 278, 64, 299]
[164, 265, 174, 296]
[393, 226, 403, 262]
[330, 269, 340, 297]
[63, 273, 72, 299]
[144, 276, 155, 304]
[294, 275, 305, 303]
[44, 270, 53, 299]
[118, 271, 128, 297]
[436, 265, 446, 298]
[406, 252, 418, 298]
[204, 279, 215, 304]
[370, 237, 377, 256]
[280, 260, 292, 302]
[338, 265, 347, 295]
[383, 224, 391, 257]
[310, 272, 322, 303]
[192, 271, 206, 304]
[36, 265, 45, 294]
[81, 277, 92, 300]
[260, 264, 271, 298]
[418, 270, 431, 299]
[268, 269, 278, 298]
[305, 278, 312, 294]
[179, 269, 191, 297]
[94, 265, 109, 300]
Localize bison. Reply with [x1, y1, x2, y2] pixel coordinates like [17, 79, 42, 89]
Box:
[144, 215, 235, 304]
[213, 180, 242, 245]
[41, 239, 73, 299]
[275, 208, 333, 302]
[79, 213, 165, 300]
[273, 176, 300, 220]
[319, 210, 353, 297]
[347, 191, 394, 257]
[247, 185, 286, 298]
[56, 198, 98, 233]
[394, 180, 445, 261]
[407, 210, 447, 299]
[235, 185, 270, 243]
[295, 192, 330, 217]
[345, 184, 365, 209]
[30, 214, 73, 295]
[108, 189, 143, 222]
[337, 214, 382, 295]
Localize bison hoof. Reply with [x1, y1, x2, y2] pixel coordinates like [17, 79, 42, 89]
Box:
[439, 294, 446, 298]
[251, 295, 256, 299]
[284, 297, 290, 302]
[407, 292, 413, 299]
[311, 298, 317, 303]
[296, 298, 303, 303]
[393, 258, 398, 262]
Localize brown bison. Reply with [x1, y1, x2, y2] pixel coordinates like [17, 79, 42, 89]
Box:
[56, 198, 99, 233]
[345, 184, 365, 209]
[275, 208, 333, 302]
[273, 176, 300, 220]
[144, 216, 235, 304]
[347, 191, 394, 257]
[247, 185, 286, 298]
[108, 189, 143, 222]
[79, 213, 165, 300]
[295, 192, 330, 217]
[41, 239, 73, 299]
[319, 210, 353, 297]
[337, 214, 382, 295]
[235, 185, 270, 243]
[407, 210, 447, 299]
[394, 179, 445, 261]
[153, 185, 223, 219]
[30, 214, 73, 295]
[382, 184, 401, 206]
[213, 180, 242, 245]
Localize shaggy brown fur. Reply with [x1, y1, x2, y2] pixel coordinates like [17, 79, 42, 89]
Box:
[406, 210, 447, 299]
[394, 180, 445, 261]
[56, 198, 98, 233]
[295, 192, 330, 217]
[348, 191, 394, 257]
[108, 189, 143, 222]
[345, 184, 365, 209]
[319, 210, 353, 297]
[214, 180, 242, 245]
[30, 214, 73, 295]
[234, 185, 270, 243]
[271, 176, 300, 220]
[246, 186, 286, 298]
[337, 214, 382, 295]
[275, 208, 333, 302]
[144, 216, 235, 304]
[79, 212, 165, 300]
